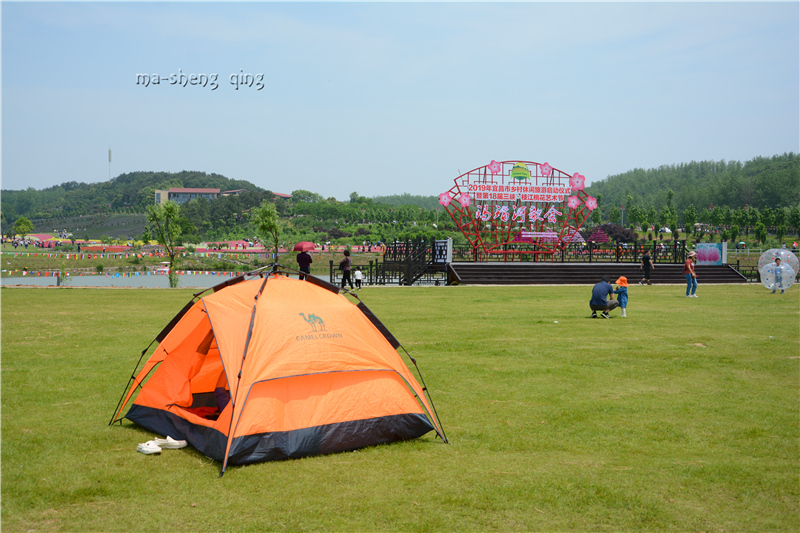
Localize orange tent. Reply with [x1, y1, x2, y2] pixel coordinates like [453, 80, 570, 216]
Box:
[111, 271, 446, 474]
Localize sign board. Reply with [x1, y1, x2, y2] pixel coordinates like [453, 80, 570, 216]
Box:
[696, 242, 727, 265]
[440, 160, 596, 256]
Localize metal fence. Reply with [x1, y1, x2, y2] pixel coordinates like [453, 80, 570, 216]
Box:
[451, 240, 688, 265]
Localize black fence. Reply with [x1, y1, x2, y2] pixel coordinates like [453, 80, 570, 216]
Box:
[333, 239, 700, 286]
[451, 240, 688, 265]
[328, 260, 378, 288]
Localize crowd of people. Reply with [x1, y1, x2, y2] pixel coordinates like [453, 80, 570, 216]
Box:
[5, 237, 62, 249]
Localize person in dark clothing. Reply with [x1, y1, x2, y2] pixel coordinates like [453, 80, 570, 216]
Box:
[640, 252, 654, 285]
[340, 249, 354, 290]
[296, 251, 312, 280]
[589, 276, 619, 318]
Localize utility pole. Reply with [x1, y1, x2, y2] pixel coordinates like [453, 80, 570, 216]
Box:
[108, 148, 112, 180]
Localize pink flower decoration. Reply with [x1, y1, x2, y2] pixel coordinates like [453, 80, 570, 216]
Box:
[567, 196, 581, 210]
[569, 173, 585, 192]
[585, 196, 597, 211]
[438, 192, 451, 207]
[488, 160, 501, 174]
[540, 162, 553, 177]
[459, 193, 471, 208]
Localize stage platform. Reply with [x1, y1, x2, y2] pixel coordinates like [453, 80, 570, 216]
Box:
[446, 262, 748, 285]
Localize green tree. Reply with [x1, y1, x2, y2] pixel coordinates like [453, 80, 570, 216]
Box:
[760, 207, 774, 230]
[683, 205, 697, 234]
[663, 205, 678, 236]
[754, 222, 767, 244]
[591, 206, 602, 226]
[747, 208, 760, 235]
[291, 190, 324, 203]
[13, 216, 33, 239]
[730, 225, 740, 244]
[658, 208, 669, 230]
[646, 207, 658, 229]
[349, 191, 370, 204]
[251, 201, 281, 262]
[789, 206, 800, 236]
[147, 201, 182, 287]
[627, 205, 642, 229]
[624, 195, 634, 227]
[709, 206, 722, 228]
[720, 205, 732, 227]
[732, 208, 748, 235]
[773, 208, 786, 228]
[609, 207, 621, 225]
[141, 227, 152, 244]
[589, 193, 603, 226]
[776, 224, 787, 244]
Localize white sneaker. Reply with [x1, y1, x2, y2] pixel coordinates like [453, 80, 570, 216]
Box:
[154, 436, 187, 449]
[137, 441, 162, 455]
[691, 294, 698, 298]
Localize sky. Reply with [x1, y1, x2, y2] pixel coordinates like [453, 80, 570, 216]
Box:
[2, 1, 798, 201]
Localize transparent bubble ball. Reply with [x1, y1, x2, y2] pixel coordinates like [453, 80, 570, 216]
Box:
[760, 263, 796, 292]
[776, 249, 799, 273]
[758, 249, 780, 272]
[759, 249, 799, 273]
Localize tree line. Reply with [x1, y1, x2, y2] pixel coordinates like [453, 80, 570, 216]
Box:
[3, 154, 798, 246]
[585, 153, 798, 214]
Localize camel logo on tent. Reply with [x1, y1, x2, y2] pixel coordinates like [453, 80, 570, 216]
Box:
[299, 312, 326, 332]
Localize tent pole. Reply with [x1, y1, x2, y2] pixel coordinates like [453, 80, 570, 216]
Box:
[400, 345, 449, 444]
[108, 342, 154, 425]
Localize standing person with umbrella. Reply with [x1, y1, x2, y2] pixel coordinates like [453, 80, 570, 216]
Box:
[293, 241, 315, 280]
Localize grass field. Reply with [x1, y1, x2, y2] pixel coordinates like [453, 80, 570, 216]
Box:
[1, 283, 798, 531]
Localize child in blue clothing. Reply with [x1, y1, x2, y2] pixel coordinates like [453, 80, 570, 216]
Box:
[614, 276, 629, 318]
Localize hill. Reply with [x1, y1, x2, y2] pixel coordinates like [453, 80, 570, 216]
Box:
[585, 153, 799, 212]
[1, 171, 265, 222]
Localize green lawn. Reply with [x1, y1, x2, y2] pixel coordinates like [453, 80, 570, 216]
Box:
[1, 284, 798, 531]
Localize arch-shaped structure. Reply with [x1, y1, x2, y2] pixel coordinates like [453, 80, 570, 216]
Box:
[439, 160, 596, 258]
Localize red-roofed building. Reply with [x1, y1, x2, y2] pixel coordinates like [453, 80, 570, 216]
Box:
[154, 188, 292, 205]
[221, 189, 248, 197]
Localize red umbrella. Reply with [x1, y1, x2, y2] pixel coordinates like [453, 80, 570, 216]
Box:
[292, 241, 316, 252]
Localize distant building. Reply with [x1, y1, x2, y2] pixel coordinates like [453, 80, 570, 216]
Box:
[154, 188, 220, 205]
[154, 188, 292, 205]
[221, 189, 248, 197]
[154, 189, 168, 205]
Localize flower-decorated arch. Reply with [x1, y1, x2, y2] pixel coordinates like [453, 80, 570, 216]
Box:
[440, 160, 596, 257]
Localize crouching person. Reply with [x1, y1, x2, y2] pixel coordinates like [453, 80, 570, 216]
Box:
[590, 276, 619, 319]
